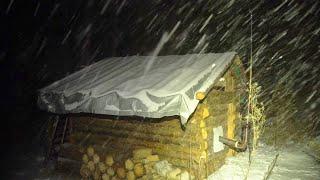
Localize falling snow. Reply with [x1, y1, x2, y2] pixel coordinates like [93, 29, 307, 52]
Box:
[2, 0, 320, 179]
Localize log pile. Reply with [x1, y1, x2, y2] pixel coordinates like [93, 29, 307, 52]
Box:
[79, 146, 194, 180]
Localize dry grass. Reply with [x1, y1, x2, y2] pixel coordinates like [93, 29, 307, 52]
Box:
[244, 83, 266, 151]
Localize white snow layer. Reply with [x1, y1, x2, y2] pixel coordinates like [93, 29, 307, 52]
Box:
[209, 145, 320, 180]
[38, 52, 236, 124]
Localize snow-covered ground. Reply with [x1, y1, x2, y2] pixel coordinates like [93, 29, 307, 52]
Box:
[209, 144, 320, 180]
[7, 143, 319, 179]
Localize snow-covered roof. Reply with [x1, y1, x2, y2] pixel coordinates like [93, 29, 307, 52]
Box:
[38, 52, 237, 124]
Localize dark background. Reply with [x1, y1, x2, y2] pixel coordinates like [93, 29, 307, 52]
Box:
[1, 0, 319, 178]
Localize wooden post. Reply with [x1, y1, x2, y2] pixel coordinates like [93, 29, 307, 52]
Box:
[226, 71, 237, 157]
[227, 103, 236, 156]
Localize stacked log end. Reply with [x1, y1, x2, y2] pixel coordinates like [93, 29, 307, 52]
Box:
[77, 147, 194, 180]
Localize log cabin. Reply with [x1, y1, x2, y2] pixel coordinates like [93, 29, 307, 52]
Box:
[38, 52, 246, 178]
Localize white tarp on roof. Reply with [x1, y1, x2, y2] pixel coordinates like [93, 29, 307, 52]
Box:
[38, 52, 237, 124]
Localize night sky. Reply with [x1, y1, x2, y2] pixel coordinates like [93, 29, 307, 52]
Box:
[1, 0, 320, 178]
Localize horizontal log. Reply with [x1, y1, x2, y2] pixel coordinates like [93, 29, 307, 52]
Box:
[72, 118, 196, 138]
[69, 130, 208, 152]
[71, 124, 202, 144]
[69, 128, 200, 147]
[69, 133, 202, 158]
